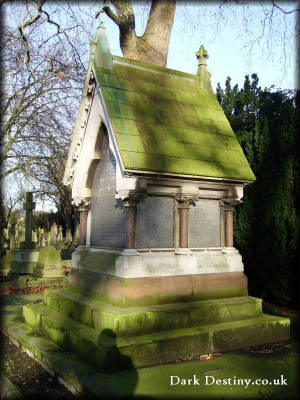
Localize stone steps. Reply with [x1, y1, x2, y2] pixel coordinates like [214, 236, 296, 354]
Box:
[23, 301, 290, 370]
[43, 288, 263, 336]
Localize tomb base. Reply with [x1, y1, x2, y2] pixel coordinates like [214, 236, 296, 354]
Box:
[22, 289, 289, 371]
[18, 246, 290, 373]
[10, 249, 39, 274]
[33, 246, 65, 278]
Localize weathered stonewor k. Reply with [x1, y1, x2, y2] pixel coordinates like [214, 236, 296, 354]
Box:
[20, 18, 290, 383]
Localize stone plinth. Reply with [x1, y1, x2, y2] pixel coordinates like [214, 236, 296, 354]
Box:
[21, 245, 290, 374]
[10, 249, 39, 274]
[33, 246, 65, 278]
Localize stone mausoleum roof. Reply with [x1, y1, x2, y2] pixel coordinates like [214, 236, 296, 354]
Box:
[64, 23, 255, 186]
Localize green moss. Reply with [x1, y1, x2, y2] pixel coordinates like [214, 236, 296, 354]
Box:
[93, 57, 256, 181]
[37, 246, 61, 268]
[23, 304, 42, 331]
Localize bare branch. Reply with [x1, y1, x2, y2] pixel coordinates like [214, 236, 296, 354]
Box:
[101, 6, 121, 26]
[17, 0, 45, 63]
[271, 1, 299, 15]
[41, 9, 61, 33]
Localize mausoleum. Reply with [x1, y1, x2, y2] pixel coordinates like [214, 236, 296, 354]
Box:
[22, 21, 289, 372]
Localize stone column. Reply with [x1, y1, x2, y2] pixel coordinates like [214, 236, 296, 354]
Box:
[124, 198, 137, 249]
[224, 206, 234, 247]
[220, 200, 240, 248]
[176, 196, 196, 248]
[73, 198, 91, 246]
[79, 209, 88, 246]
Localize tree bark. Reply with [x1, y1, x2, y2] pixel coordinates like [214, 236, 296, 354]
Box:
[104, 0, 176, 67]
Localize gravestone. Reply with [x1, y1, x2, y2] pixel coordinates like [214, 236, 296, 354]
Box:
[32, 229, 38, 243]
[39, 229, 45, 248]
[0, 227, 12, 276]
[9, 223, 16, 251]
[2, 228, 9, 249]
[56, 225, 65, 250]
[0, 216, 18, 276]
[10, 193, 39, 274]
[33, 223, 64, 278]
[22, 23, 289, 376]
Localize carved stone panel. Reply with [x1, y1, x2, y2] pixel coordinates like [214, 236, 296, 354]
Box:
[189, 199, 220, 247]
[136, 197, 174, 248]
[90, 135, 125, 247]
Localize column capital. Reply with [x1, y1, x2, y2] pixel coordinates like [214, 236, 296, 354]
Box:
[72, 197, 91, 211]
[120, 191, 145, 207]
[219, 199, 241, 210]
[175, 195, 198, 209]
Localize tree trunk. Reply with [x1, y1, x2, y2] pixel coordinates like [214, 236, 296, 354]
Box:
[106, 0, 176, 67]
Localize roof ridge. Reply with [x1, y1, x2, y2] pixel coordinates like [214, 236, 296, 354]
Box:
[112, 55, 196, 80]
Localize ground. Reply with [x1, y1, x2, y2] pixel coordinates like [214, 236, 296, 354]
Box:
[0, 287, 299, 399]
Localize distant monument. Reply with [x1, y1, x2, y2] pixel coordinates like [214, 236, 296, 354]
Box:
[10, 192, 39, 274]
[33, 222, 64, 278]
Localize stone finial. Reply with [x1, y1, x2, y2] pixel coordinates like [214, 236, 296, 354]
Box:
[90, 3, 113, 71]
[196, 45, 209, 67]
[95, 2, 105, 24]
[195, 45, 213, 93]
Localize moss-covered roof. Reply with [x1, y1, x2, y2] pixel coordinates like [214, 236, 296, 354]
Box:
[93, 54, 255, 182]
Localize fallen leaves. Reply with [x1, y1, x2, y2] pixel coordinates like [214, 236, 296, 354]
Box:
[0, 285, 66, 296]
[176, 353, 217, 363]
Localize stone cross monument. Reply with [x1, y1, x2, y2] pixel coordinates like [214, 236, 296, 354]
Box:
[10, 192, 39, 274]
[20, 192, 36, 249]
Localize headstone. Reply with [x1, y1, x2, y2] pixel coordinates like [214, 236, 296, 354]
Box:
[15, 225, 22, 248]
[56, 225, 65, 250]
[46, 231, 51, 246]
[10, 192, 39, 274]
[33, 226, 64, 278]
[33, 245, 65, 278]
[39, 229, 45, 247]
[2, 228, 9, 249]
[9, 223, 16, 250]
[65, 229, 73, 246]
[0, 249, 14, 276]
[50, 223, 58, 246]
[32, 229, 38, 243]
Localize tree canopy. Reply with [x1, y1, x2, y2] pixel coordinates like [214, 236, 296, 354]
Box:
[217, 75, 299, 307]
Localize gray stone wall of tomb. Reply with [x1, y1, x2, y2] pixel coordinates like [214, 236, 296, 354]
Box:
[136, 197, 174, 248]
[189, 199, 221, 247]
[90, 135, 125, 247]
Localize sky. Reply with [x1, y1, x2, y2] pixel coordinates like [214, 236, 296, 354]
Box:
[102, 1, 298, 91]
